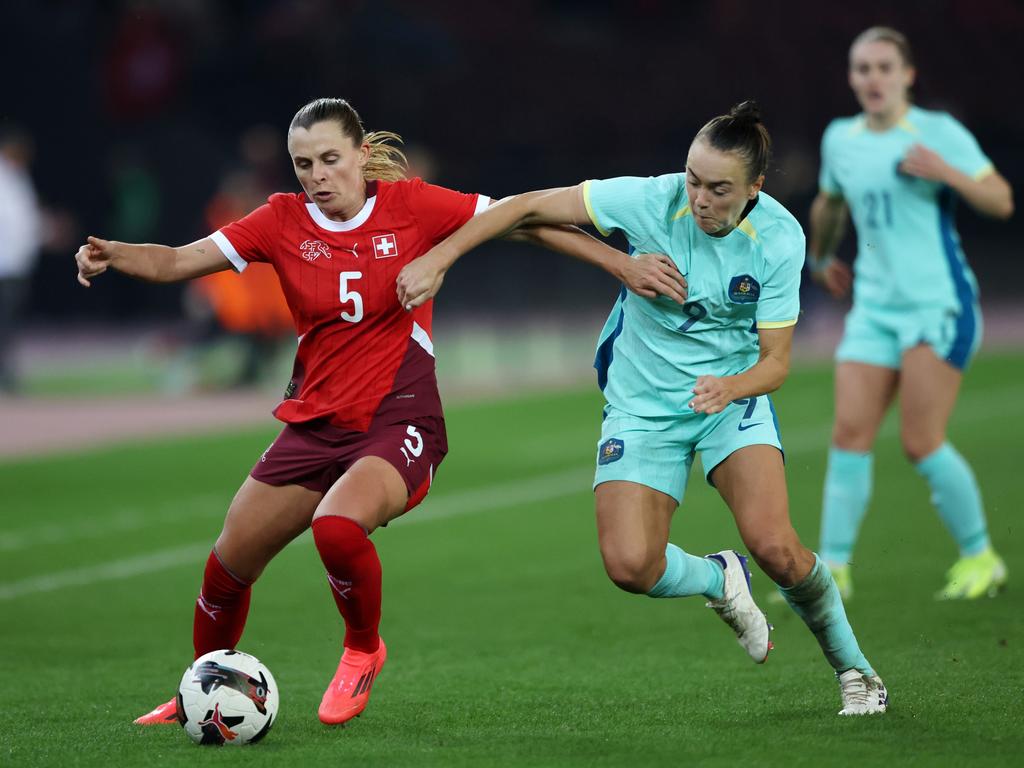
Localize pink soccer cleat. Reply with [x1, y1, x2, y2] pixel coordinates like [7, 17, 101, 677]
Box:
[133, 697, 178, 725]
[318, 639, 388, 725]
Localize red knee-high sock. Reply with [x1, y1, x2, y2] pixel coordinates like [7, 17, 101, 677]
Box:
[192, 550, 252, 659]
[312, 515, 382, 653]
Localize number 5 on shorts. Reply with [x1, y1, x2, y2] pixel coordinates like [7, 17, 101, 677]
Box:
[400, 426, 423, 466]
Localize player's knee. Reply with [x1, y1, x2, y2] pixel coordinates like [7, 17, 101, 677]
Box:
[900, 428, 943, 463]
[601, 548, 659, 594]
[832, 419, 873, 452]
[212, 535, 267, 584]
[747, 538, 804, 586]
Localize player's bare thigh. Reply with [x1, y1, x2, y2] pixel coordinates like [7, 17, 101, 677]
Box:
[832, 361, 899, 451]
[710, 445, 813, 587]
[594, 480, 676, 593]
[313, 455, 409, 533]
[898, 344, 963, 461]
[215, 476, 323, 582]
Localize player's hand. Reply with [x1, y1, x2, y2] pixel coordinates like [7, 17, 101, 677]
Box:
[75, 236, 116, 287]
[689, 375, 735, 415]
[624, 253, 688, 303]
[898, 144, 952, 184]
[810, 256, 852, 299]
[396, 249, 446, 310]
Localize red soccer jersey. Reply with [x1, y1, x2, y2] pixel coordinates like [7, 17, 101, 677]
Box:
[210, 178, 489, 431]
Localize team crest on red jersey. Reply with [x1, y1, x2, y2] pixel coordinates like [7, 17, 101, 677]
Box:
[373, 234, 399, 259]
[300, 240, 332, 262]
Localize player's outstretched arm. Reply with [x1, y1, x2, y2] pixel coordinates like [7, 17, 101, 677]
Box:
[396, 185, 686, 308]
[507, 223, 687, 304]
[75, 236, 232, 287]
[690, 326, 793, 415]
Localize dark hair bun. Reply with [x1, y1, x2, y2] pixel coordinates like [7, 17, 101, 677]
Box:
[729, 100, 762, 125]
[695, 101, 772, 182]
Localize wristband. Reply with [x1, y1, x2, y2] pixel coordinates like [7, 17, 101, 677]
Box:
[809, 254, 836, 277]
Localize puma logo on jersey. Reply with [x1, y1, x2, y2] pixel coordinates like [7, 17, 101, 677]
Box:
[300, 240, 333, 262]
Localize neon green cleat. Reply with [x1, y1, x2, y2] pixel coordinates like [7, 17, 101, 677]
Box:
[829, 563, 853, 601]
[936, 548, 1008, 600]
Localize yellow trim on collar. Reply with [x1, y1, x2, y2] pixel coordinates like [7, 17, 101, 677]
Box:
[737, 218, 758, 242]
[897, 116, 919, 134]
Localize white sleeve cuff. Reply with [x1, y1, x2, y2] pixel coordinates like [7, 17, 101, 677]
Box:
[209, 230, 247, 273]
[473, 195, 491, 215]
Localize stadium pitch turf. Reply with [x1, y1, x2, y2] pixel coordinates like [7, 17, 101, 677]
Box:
[2, 354, 1023, 767]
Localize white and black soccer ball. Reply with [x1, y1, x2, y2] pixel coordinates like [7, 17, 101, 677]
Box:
[176, 649, 279, 746]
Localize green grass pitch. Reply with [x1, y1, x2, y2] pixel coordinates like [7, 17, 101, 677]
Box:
[2, 354, 1023, 767]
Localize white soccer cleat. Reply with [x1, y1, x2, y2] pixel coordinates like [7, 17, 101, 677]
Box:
[837, 669, 888, 715]
[705, 550, 773, 664]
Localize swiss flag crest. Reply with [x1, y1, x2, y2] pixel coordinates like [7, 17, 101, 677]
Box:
[373, 234, 398, 259]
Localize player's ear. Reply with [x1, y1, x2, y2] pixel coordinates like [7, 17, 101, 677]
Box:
[749, 174, 764, 199]
[904, 65, 917, 90]
[358, 142, 371, 168]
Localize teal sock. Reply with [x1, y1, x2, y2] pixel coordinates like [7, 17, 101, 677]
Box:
[915, 443, 990, 557]
[819, 448, 873, 565]
[779, 555, 873, 675]
[648, 543, 725, 600]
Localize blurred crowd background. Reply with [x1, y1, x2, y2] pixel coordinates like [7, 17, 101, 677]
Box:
[1, 0, 1021, 396]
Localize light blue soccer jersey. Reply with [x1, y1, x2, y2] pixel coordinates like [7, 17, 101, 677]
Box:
[819, 105, 993, 311]
[584, 174, 805, 418]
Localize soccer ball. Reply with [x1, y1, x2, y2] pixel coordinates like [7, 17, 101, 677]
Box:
[176, 649, 279, 746]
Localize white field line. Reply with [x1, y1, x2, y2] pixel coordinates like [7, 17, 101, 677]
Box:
[0, 493, 225, 553]
[0, 543, 214, 601]
[1, 387, 1020, 602]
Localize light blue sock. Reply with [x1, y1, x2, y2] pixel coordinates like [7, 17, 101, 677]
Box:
[779, 555, 873, 675]
[648, 543, 725, 600]
[819, 448, 873, 565]
[915, 442, 990, 557]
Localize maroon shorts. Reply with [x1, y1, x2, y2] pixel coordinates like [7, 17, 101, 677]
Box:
[250, 414, 447, 511]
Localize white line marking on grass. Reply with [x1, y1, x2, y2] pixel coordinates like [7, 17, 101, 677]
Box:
[0, 468, 594, 602]
[0, 494, 225, 553]
[2, 386, 1021, 601]
[0, 542, 213, 601]
[395, 467, 595, 527]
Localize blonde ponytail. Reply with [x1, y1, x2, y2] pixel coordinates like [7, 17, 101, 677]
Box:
[363, 130, 408, 182]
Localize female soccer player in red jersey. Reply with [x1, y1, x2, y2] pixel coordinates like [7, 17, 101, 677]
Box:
[74, 98, 686, 727]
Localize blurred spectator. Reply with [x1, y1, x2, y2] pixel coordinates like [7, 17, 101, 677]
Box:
[0, 128, 41, 394]
[107, 148, 161, 242]
[103, 3, 184, 120]
[167, 126, 295, 392]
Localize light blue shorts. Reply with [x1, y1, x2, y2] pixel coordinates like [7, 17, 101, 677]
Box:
[594, 397, 783, 503]
[835, 301, 982, 371]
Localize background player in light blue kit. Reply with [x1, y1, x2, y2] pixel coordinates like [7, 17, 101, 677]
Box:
[810, 27, 1014, 600]
[398, 102, 887, 715]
